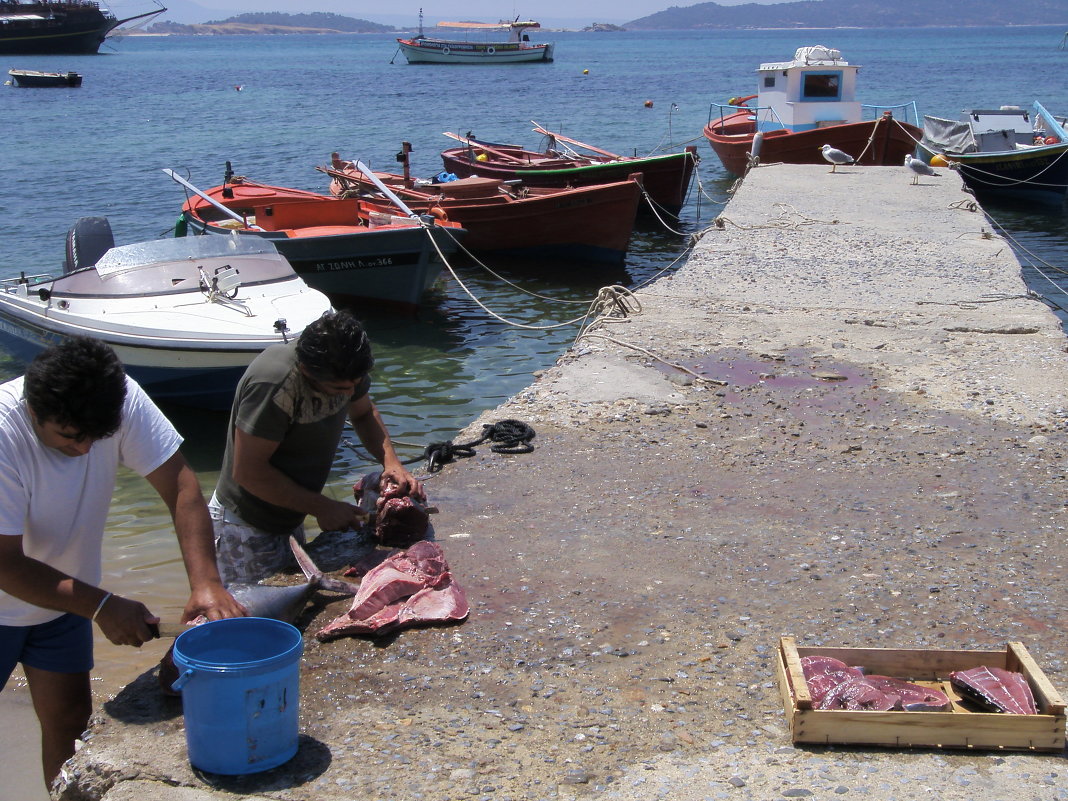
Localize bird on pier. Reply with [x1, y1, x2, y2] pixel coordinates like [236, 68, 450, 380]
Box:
[904, 154, 940, 184]
[819, 144, 854, 172]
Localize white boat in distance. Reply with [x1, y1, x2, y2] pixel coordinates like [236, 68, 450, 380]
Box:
[0, 219, 331, 408]
[395, 16, 554, 64]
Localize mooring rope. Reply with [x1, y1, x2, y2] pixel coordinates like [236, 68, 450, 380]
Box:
[422, 419, 536, 473]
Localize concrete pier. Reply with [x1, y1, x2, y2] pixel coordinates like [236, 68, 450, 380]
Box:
[59, 165, 1068, 801]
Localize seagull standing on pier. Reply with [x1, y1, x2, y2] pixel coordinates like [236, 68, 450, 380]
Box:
[905, 154, 940, 184]
[819, 144, 854, 172]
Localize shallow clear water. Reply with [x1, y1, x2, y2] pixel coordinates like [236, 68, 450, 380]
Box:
[2, 26, 1066, 689]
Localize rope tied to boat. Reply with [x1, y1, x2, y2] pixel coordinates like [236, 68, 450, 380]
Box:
[422, 419, 536, 473]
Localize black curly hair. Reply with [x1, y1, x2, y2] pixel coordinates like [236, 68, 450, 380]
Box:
[295, 309, 374, 381]
[24, 337, 127, 439]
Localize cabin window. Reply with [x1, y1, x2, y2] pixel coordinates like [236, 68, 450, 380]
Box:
[763, 76, 775, 88]
[801, 71, 841, 100]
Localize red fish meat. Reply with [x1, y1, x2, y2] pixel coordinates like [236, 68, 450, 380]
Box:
[800, 655, 865, 705]
[863, 675, 950, 711]
[354, 471, 430, 547]
[315, 540, 468, 640]
[950, 666, 1037, 714]
[816, 676, 899, 711]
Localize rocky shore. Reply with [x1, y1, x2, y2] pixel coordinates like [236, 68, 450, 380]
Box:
[58, 165, 1068, 801]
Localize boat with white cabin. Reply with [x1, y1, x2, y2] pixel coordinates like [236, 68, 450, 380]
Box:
[395, 12, 553, 64]
[0, 219, 331, 408]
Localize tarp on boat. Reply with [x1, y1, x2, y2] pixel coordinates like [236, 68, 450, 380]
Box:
[921, 116, 978, 155]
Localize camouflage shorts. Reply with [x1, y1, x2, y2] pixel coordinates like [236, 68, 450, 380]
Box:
[209, 497, 305, 586]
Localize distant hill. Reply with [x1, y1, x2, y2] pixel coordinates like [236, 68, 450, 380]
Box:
[148, 12, 395, 34]
[626, 0, 1068, 29]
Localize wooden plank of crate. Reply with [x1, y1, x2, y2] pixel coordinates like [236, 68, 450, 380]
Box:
[794, 646, 1001, 679]
[1007, 642, 1067, 714]
[794, 708, 1065, 751]
[779, 637, 812, 709]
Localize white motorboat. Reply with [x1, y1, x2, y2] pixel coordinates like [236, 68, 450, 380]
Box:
[0, 217, 331, 408]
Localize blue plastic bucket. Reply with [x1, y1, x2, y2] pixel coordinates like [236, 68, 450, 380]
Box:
[172, 617, 303, 774]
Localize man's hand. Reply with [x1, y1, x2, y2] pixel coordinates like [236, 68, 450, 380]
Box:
[312, 497, 368, 532]
[182, 584, 247, 624]
[94, 594, 160, 647]
[381, 465, 425, 501]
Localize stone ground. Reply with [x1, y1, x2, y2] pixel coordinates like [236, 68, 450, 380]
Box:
[56, 164, 1068, 800]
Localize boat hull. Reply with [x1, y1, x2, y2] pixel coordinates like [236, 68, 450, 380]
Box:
[703, 113, 922, 177]
[439, 146, 699, 216]
[397, 38, 553, 64]
[0, 5, 119, 55]
[918, 143, 1068, 204]
[8, 69, 82, 86]
[179, 181, 466, 310]
[331, 173, 641, 263]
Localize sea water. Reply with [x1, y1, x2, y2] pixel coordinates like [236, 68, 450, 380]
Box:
[1, 26, 1066, 690]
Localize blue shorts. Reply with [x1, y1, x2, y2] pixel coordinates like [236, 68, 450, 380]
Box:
[0, 613, 94, 692]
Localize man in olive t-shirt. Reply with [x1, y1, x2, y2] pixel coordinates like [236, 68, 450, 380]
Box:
[211, 310, 423, 584]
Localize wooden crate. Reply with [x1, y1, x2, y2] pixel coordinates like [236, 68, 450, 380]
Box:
[776, 636, 1066, 751]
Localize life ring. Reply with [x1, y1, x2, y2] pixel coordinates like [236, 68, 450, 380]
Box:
[429, 206, 449, 221]
[1044, 136, 1060, 145]
[486, 46, 495, 54]
[441, 47, 450, 55]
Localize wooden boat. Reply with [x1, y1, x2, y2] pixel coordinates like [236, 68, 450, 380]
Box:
[702, 45, 922, 178]
[322, 146, 642, 264]
[0, 1, 163, 55]
[167, 168, 466, 311]
[917, 102, 1068, 204]
[439, 125, 699, 216]
[0, 219, 330, 409]
[7, 68, 82, 86]
[395, 14, 553, 64]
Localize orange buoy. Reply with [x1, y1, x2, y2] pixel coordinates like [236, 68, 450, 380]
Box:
[1044, 136, 1060, 145]
[644, 99, 653, 108]
[429, 206, 448, 221]
[929, 154, 950, 168]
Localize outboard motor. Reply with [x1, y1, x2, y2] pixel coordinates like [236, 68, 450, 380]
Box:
[64, 216, 115, 273]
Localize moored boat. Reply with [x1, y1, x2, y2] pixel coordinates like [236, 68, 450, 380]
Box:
[439, 126, 699, 217]
[323, 147, 643, 264]
[0, 0, 164, 56]
[167, 168, 466, 311]
[395, 14, 553, 64]
[0, 219, 331, 408]
[7, 68, 82, 86]
[917, 102, 1068, 205]
[703, 45, 922, 178]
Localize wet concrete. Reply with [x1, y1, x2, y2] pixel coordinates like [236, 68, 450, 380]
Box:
[57, 165, 1068, 801]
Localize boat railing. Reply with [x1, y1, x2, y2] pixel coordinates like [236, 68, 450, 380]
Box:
[707, 101, 785, 131]
[0, 273, 53, 295]
[861, 101, 921, 127]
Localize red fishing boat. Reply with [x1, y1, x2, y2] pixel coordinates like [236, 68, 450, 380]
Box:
[323, 146, 642, 264]
[703, 45, 922, 178]
[166, 167, 465, 311]
[439, 125, 698, 217]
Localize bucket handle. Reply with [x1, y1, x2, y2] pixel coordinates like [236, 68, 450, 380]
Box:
[171, 668, 195, 693]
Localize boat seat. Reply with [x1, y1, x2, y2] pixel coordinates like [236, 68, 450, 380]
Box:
[253, 198, 362, 231]
[64, 216, 115, 273]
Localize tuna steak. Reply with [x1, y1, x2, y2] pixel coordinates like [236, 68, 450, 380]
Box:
[315, 540, 468, 640]
[800, 655, 865, 705]
[863, 675, 950, 711]
[354, 471, 431, 547]
[950, 666, 1037, 714]
[816, 677, 899, 711]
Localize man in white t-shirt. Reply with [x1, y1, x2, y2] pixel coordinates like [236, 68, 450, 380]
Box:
[0, 337, 245, 789]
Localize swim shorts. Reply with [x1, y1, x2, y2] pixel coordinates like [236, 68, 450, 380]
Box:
[209, 495, 304, 586]
[0, 613, 93, 691]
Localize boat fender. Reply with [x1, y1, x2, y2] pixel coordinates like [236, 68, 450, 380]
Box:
[429, 206, 449, 221]
[174, 212, 188, 238]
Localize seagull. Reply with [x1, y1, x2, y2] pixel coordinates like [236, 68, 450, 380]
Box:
[904, 154, 940, 185]
[819, 144, 854, 172]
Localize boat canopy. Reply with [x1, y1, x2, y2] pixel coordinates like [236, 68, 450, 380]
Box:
[758, 45, 848, 72]
[921, 117, 978, 154]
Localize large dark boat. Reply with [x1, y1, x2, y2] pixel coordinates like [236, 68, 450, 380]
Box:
[0, 1, 163, 55]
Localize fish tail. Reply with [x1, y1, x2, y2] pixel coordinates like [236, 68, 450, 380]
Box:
[289, 535, 321, 582]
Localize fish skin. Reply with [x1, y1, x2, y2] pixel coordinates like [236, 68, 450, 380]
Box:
[950, 666, 1037, 714]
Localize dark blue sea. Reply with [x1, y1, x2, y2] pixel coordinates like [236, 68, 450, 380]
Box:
[2, 26, 1067, 683]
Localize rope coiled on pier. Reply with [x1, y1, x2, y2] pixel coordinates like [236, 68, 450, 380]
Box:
[423, 419, 536, 473]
